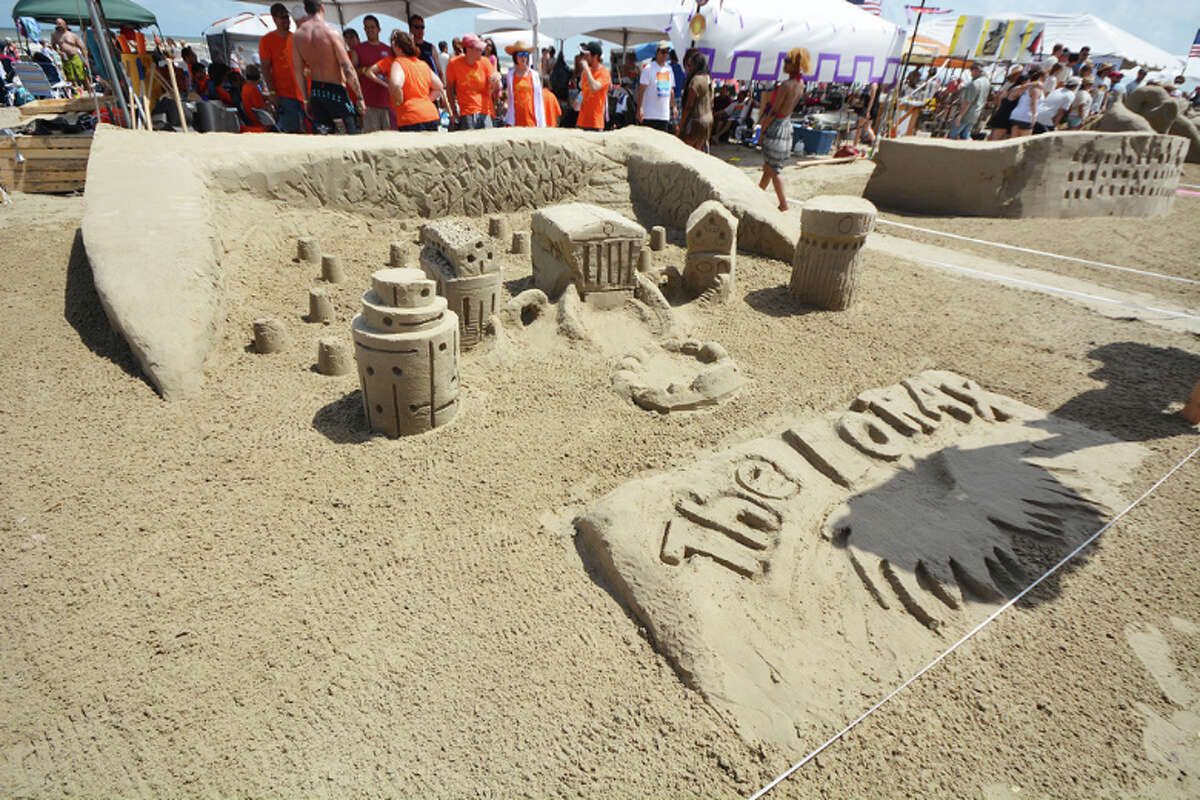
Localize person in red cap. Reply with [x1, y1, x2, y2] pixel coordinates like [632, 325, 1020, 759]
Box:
[445, 33, 500, 130]
[577, 41, 610, 130]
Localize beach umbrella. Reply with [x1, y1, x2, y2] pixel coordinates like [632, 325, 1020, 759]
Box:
[11, 0, 156, 28]
[477, 0, 679, 46]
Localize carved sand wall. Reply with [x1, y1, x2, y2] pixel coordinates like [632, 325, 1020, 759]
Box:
[82, 126, 798, 399]
[864, 131, 1186, 218]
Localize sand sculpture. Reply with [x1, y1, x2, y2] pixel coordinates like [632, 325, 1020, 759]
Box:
[351, 268, 460, 437]
[418, 220, 502, 349]
[308, 288, 334, 323]
[1090, 89, 1200, 164]
[510, 230, 530, 255]
[864, 131, 1187, 218]
[83, 126, 799, 399]
[297, 236, 320, 264]
[789, 195, 877, 310]
[683, 200, 738, 296]
[575, 369, 1147, 748]
[612, 338, 742, 413]
[316, 337, 351, 375]
[649, 225, 667, 251]
[252, 318, 288, 354]
[531, 203, 646, 307]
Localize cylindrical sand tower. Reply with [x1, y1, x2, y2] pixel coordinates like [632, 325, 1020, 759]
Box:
[351, 268, 460, 437]
[788, 195, 877, 311]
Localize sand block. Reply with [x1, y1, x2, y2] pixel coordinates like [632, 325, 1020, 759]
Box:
[864, 132, 1187, 218]
[252, 317, 288, 354]
[531, 203, 646, 300]
[576, 369, 1146, 749]
[684, 200, 737, 295]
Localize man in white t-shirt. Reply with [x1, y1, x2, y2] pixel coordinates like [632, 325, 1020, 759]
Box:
[1034, 78, 1076, 133]
[636, 41, 677, 131]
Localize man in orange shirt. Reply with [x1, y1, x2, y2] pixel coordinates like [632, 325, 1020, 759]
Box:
[258, 3, 303, 132]
[577, 41, 610, 131]
[445, 33, 500, 130]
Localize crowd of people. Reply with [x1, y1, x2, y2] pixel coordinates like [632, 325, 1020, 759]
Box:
[853, 43, 1199, 144]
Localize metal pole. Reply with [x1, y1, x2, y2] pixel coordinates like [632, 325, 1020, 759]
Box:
[882, 0, 926, 139]
[84, 0, 132, 128]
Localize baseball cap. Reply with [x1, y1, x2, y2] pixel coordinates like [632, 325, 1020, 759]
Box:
[1065, 76, 1081, 88]
[461, 33, 485, 50]
[655, 40, 671, 51]
[580, 41, 602, 56]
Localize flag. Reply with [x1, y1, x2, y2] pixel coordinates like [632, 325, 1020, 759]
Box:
[904, 5, 952, 13]
[1190, 28, 1200, 59]
[847, 0, 883, 17]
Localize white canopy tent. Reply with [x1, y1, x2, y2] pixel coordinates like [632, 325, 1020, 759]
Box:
[476, 0, 679, 46]
[666, 0, 905, 84]
[237, 0, 540, 36]
[918, 12, 1181, 72]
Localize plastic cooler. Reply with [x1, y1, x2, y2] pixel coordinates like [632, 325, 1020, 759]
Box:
[791, 125, 837, 156]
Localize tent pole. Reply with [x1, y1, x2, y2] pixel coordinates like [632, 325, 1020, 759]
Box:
[84, 0, 133, 128]
[882, 0, 926, 139]
[335, 3, 345, 31]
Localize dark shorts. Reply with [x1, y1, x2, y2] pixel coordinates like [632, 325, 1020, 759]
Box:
[398, 119, 439, 132]
[310, 80, 359, 134]
[1010, 119, 1033, 131]
[1033, 122, 1053, 135]
[641, 118, 672, 132]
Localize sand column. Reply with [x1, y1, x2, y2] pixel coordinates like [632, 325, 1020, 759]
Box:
[352, 268, 460, 437]
[789, 195, 877, 311]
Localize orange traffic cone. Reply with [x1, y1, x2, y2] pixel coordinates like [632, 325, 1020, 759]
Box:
[1184, 380, 1200, 425]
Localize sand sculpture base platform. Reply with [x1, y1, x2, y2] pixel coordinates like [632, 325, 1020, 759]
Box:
[576, 370, 1146, 749]
[81, 126, 799, 399]
[864, 131, 1187, 218]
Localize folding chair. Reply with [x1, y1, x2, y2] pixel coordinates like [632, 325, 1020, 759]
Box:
[13, 61, 70, 99]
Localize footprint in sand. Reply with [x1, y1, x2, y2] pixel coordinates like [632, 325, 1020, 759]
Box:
[1126, 618, 1200, 798]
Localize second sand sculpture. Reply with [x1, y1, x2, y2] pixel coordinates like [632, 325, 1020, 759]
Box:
[418, 221, 502, 349]
[352, 268, 460, 438]
[531, 203, 646, 307]
[790, 196, 877, 310]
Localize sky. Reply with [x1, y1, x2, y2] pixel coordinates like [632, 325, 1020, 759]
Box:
[1, 0, 1196, 61]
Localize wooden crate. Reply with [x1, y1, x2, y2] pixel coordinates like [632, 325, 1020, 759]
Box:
[0, 135, 92, 193]
[17, 96, 114, 118]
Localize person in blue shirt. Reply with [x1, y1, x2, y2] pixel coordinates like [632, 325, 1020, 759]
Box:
[669, 49, 685, 102]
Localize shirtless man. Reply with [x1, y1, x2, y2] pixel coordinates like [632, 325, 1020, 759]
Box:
[51, 18, 88, 88]
[291, 0, 365, 134]
[757, 47, 810, 211]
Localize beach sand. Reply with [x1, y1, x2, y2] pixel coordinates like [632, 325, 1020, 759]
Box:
[1, 140, 1198, 798]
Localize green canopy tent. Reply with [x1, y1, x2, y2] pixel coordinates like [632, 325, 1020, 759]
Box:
[11, 0, 157, 28]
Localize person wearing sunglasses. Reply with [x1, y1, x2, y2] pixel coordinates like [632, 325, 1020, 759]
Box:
[407, 15, 442, 82]
[502, 41, 547, 127]
[257, 2, 303, 132]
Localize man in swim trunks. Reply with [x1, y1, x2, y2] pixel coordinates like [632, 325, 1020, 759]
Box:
[292, 0, 365, 134]
[51, 18, 88, 88]
[757, 48, 810, 211]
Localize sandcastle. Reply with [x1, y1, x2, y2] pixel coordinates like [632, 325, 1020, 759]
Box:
[531, 203, 647, 307]
[864, 131, 1187, 218]
[683, 200, 738, 297]
[82, 126, 800, 399]
[789, 195, 877, 310]
[351, 268, 460, 437]
[418, 220, 502, 348]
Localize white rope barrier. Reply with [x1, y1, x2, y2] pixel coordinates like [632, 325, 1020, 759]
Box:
[874, 219, 1200, 286]
[911, 256, 1200, 320]
[749, 443, 1200, 799]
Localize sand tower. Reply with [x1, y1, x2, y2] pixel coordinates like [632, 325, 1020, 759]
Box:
[419, 221, 503, 349]
[789, 195, 877, 310]
[351, 268, 460, 437]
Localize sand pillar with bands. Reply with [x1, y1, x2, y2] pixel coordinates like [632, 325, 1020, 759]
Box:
[789, 195, 877, 311]
[352, 268, 460, 437]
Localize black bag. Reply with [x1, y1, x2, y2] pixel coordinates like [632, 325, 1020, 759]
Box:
[549, 50, 571, 98]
